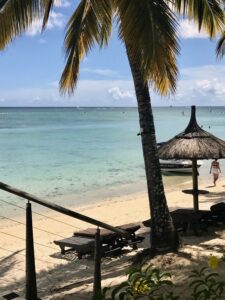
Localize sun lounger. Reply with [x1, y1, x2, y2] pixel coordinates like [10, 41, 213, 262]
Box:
[74, 222, 143, 250]
[54, 236, 95, 258]
[54, 222, 144, 259]
[201, 203, 225, 226]
[143, 209, 210, 235]
[143, 205, 225, 236]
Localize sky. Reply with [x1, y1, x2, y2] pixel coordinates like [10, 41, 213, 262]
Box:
[0, 0, 224, 107]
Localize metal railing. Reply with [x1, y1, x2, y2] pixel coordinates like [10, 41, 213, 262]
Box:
[0, 181, 130, 299]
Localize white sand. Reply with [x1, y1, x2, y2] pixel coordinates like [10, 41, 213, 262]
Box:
[1, 175, 225, 299]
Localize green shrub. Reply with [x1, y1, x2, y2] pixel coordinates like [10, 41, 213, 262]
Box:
[189, 267, 225, 300]
[102, 263, 179, 299]
[101, 260, 225, 300]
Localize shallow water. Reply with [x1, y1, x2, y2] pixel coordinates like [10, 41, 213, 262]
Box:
[0, 107, 224, 215]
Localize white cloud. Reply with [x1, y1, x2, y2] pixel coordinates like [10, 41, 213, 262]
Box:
[0, 81, 135, 107]
[108, 87, 134, 100]
[179, 19, 208, 39]
[171, 65, 225, 106]
[49, 81, 58, 87]
[54, 0, 70, 7]
[26, 11, 64, 36]
[39, 38, 47, 44]
[181, 65, 225, 79]
[1, 65, 225, 107]
[82, 68, 118, 77]
[33, 96, 41, 101]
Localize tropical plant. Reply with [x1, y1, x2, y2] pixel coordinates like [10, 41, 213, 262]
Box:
[189, 267, 225, 300]
[0, 0, 224, 251]
[102, 261, 225, 300]
[102, 263, 179, 300]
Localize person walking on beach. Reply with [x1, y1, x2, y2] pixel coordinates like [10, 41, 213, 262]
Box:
[210, 159, 221, 186]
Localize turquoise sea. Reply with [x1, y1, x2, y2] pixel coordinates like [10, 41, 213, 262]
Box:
[0, 107, 225, 215]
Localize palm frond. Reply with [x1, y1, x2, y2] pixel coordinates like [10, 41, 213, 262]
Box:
[116, 0, 179, 95]
[170, 0, 224, 37]
[0, 0, 10, 11]
[60, 0, 113, 94]
[42, 0, 54, 30]
[216, 31, 225, 58]
[92, 0, 113, 47]
[0, 0, 44, 49]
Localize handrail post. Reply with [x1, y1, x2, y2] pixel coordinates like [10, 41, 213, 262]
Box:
[93, 228, 101, 299]
[26, 202, 38, 300]
[192, 158, 199, 212]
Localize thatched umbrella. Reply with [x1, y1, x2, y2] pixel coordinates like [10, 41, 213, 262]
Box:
[158, 105, 225, 212]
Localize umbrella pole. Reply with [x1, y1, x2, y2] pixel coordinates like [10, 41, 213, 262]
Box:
[192, 158, 199, 211]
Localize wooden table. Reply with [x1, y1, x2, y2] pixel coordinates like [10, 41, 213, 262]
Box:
[182, 189, 209, 195]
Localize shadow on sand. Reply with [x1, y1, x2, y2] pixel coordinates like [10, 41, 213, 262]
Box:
[2, 225, 225, 299]
[0, 246, 137, 299]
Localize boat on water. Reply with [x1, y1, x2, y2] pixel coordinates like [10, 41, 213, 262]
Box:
[157, 142, 203, 174]
[159, 159, 203, 174]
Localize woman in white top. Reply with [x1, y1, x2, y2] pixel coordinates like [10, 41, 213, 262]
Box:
[210, 159, 221, 186]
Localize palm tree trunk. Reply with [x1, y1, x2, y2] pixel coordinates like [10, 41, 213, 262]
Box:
[126, 45, 179, 252]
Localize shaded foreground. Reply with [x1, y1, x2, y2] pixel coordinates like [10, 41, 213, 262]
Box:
[1, 179, 225, 298]
[2, 226, 225, 299]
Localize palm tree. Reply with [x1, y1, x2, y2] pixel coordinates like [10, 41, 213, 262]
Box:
[217, 32, 225, 58]
[0, 0, 224, 251]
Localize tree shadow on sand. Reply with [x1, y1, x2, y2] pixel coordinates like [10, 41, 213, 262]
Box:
[0, 249, 25, 297]
[2, 228, 225, 299]
[0, 246, 138, 299]
[0, 249, 24, 278]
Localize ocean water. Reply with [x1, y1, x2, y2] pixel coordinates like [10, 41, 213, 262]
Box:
[0, 107, 225, 215]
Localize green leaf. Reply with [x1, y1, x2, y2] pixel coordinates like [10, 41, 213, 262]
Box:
[0, 0, 43, 49]
[116, 0, 179, 95]
[205, 273, 219, 281]
[42, 0, 54, 30]
[60, 0, 113, 94]
[189, 279, 204, 288]
[159, 279, 173, 286]
[129, 274, 142, 286]
[0, 0, 9, 11]
[171, 0, 224, 38]
[111, 281, 129, 299]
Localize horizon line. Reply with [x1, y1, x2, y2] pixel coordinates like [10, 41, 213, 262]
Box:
[0, 105, 225, 108]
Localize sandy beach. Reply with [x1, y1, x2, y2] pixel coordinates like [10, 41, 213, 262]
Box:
[1, 174, 225, 299]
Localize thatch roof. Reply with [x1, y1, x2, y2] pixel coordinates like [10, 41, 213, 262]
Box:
[158, 106, 225, 160]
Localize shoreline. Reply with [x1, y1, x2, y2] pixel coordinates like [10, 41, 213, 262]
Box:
[0, 172, 193, 219]
[1, 168, 222, 225]
[1, 169, 223, 233]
